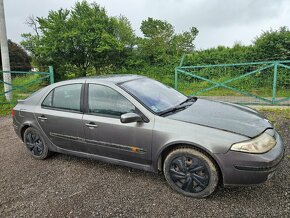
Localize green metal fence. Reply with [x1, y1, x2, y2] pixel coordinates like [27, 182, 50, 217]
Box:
[0, 66, 54, 105]
[175, 58, 290, 105]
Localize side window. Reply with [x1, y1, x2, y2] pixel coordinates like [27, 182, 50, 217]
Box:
[42, 84, 82, 112]
[42, 90, 53, 107]
[88, 84, 135, 117]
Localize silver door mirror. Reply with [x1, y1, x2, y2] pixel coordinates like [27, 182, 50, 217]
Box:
[120, 112, 143, 123]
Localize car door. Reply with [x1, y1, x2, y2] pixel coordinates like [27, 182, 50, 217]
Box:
[82, 83, 153, 165]
[34, 83, 85, 151]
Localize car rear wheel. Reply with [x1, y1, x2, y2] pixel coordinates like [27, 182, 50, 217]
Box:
[163, 147, 219, 198]
[23, 127, 51, 159]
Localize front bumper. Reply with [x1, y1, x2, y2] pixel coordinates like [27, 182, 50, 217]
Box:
[215, 129, 285, 185]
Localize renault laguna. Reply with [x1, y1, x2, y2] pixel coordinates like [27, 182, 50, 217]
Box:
[12, 75, 284, 198]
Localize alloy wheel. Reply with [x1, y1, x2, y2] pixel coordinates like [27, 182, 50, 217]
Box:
[25, 130, 44, 156]
[169, 156, 210, 193]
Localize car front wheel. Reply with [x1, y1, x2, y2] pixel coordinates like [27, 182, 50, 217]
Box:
[163, 147, 219, 198]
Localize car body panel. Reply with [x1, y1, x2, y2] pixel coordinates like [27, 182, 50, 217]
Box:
[151, 115, 249, 155]
[34, 107, 85, 151]
[82, 114, 153, 165]
[167, 99, 272, 138]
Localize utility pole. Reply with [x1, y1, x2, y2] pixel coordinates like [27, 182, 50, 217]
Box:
[0, 0, 12, 101]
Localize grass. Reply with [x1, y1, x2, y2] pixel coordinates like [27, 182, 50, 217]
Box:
[258, 108, 290, 120]
[0, 74, 48, 116]
[176, 78, 290, 97]
[257, 107, 290, 131]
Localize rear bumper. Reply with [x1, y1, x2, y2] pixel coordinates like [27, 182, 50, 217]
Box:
[12, 117, 22, 140]
[215, 130, 285, 185]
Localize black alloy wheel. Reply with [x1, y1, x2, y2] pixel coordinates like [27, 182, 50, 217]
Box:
[164, 148, 219, 198]
[169, 156, 210, 193]
[23, 127, 51, 159]
[25, 130, 44, 156]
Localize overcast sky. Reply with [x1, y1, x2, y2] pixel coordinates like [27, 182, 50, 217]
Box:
[3, 0, 290, 49]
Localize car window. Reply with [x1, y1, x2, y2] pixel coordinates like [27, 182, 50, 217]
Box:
[88, 84, 135, 117]
[42, 84, 82, 111]
[120, 78, 187, 113]
[42, 90, 53, 107]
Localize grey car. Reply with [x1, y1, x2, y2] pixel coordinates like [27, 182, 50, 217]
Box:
[12, 75, 284, 198]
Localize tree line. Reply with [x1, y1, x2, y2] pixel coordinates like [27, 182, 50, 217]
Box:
[20, 1, 198, 80]
[5, 1, 290, 82]
[0, 40, 31, 71]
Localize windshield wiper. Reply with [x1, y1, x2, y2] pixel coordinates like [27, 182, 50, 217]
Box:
[158, 96, 197, 116]
[158, 104, 190, 116]
[179, 96, 197, 105]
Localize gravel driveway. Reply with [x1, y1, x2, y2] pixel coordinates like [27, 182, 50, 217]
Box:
[0, 113, 289, 217]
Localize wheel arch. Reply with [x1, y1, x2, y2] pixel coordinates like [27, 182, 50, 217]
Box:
[20, 123, 33, 141]
[156, 142, 224, 185]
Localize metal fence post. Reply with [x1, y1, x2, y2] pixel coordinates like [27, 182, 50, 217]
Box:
[49, 66, 54, 84]
[175, 55, 186, 90]
[179, 54, 185, 67]
[175, 68, 178, 90]
[272, 62, 278, 104]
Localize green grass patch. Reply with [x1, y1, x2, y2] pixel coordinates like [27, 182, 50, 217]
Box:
[257, 108, 290, 119]
[176, 78, 289, 97]
[257, 107, 290, 131]
[0, 74, 48, 116]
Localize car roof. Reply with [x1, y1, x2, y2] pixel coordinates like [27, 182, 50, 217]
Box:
[84, 74, 145, 84]
[45, 74, 146, 90]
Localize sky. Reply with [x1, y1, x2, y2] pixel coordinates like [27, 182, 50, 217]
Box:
[3, 0, 290, 49]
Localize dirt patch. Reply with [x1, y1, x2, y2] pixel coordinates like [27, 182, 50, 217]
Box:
[0, 114, 289, 217]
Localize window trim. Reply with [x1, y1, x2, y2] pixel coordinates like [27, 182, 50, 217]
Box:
[41, 83, 85, 114]
[84, 83, 149, 122]
[41, 89, 54, 108]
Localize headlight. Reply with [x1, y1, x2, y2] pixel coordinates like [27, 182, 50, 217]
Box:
[230, 133, 276, 154]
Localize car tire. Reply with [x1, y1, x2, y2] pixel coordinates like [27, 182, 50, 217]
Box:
[23, 127, 51, 159]
[163, 147, 219, 198]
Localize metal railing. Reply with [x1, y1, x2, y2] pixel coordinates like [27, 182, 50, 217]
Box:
[0, 66, 54, 104]
[175, 57, 290, 105]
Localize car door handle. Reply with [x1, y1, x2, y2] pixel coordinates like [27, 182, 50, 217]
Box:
[85, 122, 98, 128]
[38, 116, 47, 121]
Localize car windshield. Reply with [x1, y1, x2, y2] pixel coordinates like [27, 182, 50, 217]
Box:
[120, 78, 187, 113]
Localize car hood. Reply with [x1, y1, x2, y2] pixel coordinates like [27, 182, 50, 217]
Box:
[167, 99, 272, 138]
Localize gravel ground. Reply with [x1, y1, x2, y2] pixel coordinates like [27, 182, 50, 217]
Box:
[0, 113, 289, 217]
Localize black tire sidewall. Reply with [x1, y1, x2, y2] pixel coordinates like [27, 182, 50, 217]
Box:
[163, 148, 219, 198]
[23, 127, 50, 160]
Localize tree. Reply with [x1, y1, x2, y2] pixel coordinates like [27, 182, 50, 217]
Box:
[170, 27, 199, 57]
[253, 26, 290, 61]
[139, 18, 173, 64]
[109, 16, 136, 68]
[139, 18, 198, 65]
[0, 40, 31, 71]
[21, 1, 136, 80]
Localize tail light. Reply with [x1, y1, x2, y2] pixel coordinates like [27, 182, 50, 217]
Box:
[12, 109, 15, 116]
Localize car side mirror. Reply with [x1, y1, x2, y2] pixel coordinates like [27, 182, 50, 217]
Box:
[120, 112, 143, 123]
